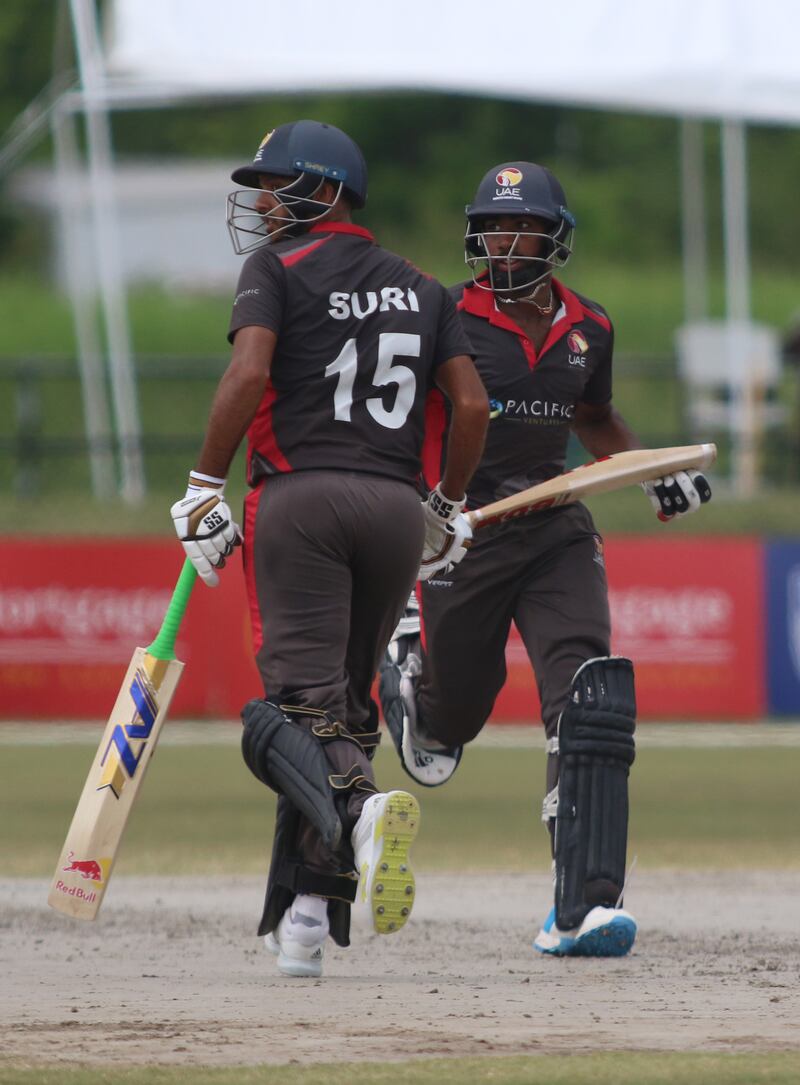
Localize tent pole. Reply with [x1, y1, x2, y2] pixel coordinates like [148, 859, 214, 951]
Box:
[721, 119, 755, 497]
[51, 97, 116, 499]
[68, 0, 146, 502]
[679, 118, 708, 323]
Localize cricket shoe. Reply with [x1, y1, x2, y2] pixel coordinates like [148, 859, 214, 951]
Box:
[534, 905, 637, 958]
[352, 791, 420, 935]
[264, 894, 328, 977]
[379, 596, 462, 787]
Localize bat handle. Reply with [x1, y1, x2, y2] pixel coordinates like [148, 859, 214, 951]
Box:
[146, 558, 198, 661]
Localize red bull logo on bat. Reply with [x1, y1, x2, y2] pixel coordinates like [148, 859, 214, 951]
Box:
[62, 851, 104, 882]
[98, 667, 160, 799]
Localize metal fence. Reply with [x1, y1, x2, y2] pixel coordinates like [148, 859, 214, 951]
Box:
[1, 353, 797, 496]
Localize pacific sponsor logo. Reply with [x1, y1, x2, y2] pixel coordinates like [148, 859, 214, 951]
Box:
[234, 287, 260, 306]
[494, 167, 523, 201]
[328, 287, 420, 320]
[98, 667, 160, 799]
[488, 398, 574, 423]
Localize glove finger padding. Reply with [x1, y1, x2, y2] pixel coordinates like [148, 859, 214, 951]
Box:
[418, 513, 472, 580]
[171, 487, 242, 586]
[642, 469, 712, 521]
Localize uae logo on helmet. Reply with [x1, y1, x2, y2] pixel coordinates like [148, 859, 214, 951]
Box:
[496, 168, 523, 187]
[568, 331, 589, 354]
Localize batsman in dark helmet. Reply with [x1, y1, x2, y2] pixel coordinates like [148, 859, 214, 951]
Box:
[171, 120, 489, 977]
[381, 160, 712, 957]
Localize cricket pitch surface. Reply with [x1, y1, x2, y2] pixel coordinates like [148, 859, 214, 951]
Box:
[2, 871, 798, 1067]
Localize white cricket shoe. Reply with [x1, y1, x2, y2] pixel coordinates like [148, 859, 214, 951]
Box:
[264, 894, 328, 977]
[534, 904, 637, 957]
[352, 790, 420, 935]
[379, 594, 461, 787]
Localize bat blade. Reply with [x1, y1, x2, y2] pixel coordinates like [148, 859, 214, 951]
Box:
[466, 443, 717, 530]
[47, 648, 184, 920]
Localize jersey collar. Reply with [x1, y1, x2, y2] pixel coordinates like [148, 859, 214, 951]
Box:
[308, 222, 375, 242]
[459, 276, 586, 368]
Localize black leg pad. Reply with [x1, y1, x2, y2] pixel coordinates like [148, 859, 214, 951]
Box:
[554, 656, 636, 932]
[241, 698, 342, 852]
[257, 796, 355, 947]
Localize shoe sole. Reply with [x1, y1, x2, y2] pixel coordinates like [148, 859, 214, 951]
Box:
[363, 790, 420, 935]
[572, 915, 637, 958]
[264, 931, 323, 978]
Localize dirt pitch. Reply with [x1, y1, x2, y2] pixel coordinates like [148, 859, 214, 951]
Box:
[2, 870, 799, 1068]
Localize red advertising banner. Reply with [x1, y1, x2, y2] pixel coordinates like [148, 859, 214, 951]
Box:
[495, 536, 765, 722]
[0, 539, 259, 719]
[0, 536, 765, 721]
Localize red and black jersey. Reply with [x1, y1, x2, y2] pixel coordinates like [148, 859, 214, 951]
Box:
[228, 223, 471, 486]
[424, 277, 614, 508]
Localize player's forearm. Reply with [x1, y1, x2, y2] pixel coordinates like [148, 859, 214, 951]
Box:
[435, 354, 489, 500]
[440, 396, 489, 499]
[195, 326, 275, 479]
[573, 405, 642, 460]
[195, 362, 267, 478]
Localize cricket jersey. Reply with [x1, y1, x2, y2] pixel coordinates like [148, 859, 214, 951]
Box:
[228, 223, 471, 486]
[424, 276, 613, 509]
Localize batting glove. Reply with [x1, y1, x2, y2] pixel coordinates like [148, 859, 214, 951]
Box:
[171, 473, 242, 587]
[641, 469, 712, 522]
[418, 483, 473, 581]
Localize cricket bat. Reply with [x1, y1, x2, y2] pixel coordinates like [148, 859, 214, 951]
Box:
[466, 443, 717, 530]
[48, 558, 197, 920]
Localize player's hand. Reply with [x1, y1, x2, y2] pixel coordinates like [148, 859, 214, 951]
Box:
[641, 470, 712, 522]
[170, 483, 242, 587]
[418, 483, 473, 581]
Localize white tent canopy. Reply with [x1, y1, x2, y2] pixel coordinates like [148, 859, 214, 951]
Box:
[47, 0, 800, 498]
[105, 0, 800, 124]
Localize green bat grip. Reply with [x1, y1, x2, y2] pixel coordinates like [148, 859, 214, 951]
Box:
[145, 558, 198, 661]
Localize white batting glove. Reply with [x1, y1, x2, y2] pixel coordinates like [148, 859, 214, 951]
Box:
[170, 473, 242, 587]
[418, 483, 473, 581]
[641, 469, 712, 522]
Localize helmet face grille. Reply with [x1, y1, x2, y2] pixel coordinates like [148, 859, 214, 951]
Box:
[226, 174, 345, 254]
[464, 220, 574, 296]
[463, 162, 574, 295]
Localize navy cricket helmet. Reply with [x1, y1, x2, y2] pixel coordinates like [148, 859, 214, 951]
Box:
[227, 120, 368, 253]
[465, 161, 575, 296]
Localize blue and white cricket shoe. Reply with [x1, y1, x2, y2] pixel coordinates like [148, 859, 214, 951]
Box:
[534, 905, 637, 957]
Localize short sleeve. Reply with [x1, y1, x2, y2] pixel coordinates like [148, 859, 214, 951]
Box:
[227, 251, 286, 343]
[581, 322, 614, 405]
[433, 285, 474, 366]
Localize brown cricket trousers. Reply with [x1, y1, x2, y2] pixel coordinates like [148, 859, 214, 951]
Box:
[418, 502, 611, 803]
[245, 469, 425, 873]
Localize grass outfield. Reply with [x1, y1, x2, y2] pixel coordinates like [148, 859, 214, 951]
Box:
[2, 741, 798, 878]
[2, 1053, 800, 1084]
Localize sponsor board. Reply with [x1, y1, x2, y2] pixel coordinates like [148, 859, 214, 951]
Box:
[0, 536, 771, 721]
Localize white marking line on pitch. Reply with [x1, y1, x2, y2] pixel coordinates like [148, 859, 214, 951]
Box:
[1, 721, 800, 748]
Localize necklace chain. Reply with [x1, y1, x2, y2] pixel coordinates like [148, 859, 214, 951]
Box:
[497, 280, 555, 314]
